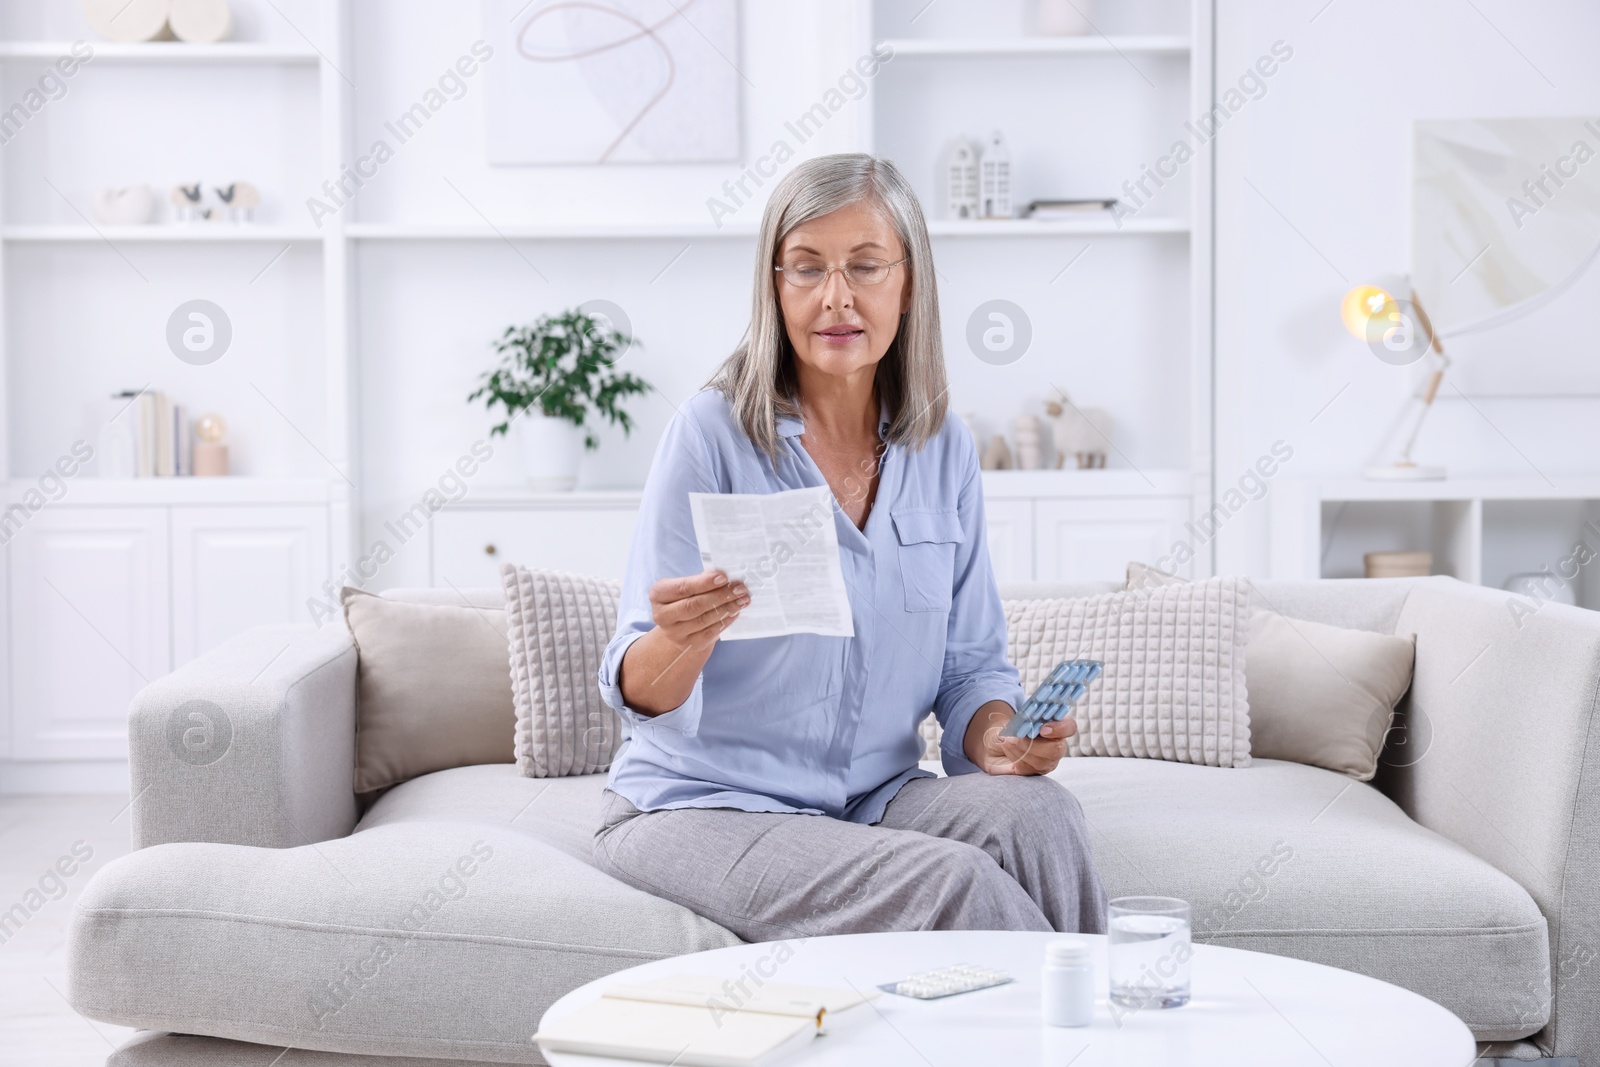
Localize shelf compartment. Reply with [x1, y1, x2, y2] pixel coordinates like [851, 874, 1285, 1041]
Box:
[1318, 499, 1481, 583]
[1482, 498, 1600, 611]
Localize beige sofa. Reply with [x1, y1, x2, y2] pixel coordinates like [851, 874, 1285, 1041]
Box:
[66, 577, 1600, 1065]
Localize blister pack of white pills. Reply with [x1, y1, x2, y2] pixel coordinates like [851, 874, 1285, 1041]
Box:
[877, 963, 1014, 1000]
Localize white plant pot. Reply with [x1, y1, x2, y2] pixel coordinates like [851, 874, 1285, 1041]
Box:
[517, 412, 582, 491]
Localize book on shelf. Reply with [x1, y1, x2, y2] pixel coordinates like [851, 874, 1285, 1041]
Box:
[116, 389, 192, 478]
[154, 392, 173, 477]
[175, 403, 192, 477]
[533, 973, 878, 1066]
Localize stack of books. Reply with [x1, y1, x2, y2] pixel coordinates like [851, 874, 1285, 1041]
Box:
[115, 389, 192, 477]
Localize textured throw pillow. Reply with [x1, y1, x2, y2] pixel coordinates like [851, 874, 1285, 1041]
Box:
[501, 564, 624, 777]
[341, 587, 515, 793]
[1006, 577, 1252, 768]
[1124, 561, 1417, 780]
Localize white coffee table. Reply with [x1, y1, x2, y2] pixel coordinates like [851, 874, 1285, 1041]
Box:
[538, 930, 1474, 1066]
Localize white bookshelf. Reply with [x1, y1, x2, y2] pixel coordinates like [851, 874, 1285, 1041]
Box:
[863, 0, 1214, 569]
[0, 1, 350, 784]
[1271, 479, 1600, 610]
[0, 5, 351, 502]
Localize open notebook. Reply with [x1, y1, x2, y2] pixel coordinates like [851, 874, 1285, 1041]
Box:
[533, 973, 879, 1066]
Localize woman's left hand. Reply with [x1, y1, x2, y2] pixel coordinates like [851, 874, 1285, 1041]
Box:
[962, 699, 1077, 776]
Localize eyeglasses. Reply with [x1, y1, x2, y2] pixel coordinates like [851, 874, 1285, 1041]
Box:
[774, 257, 907, 289]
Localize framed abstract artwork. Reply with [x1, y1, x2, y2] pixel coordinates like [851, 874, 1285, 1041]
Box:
[483, 0, 743, 165]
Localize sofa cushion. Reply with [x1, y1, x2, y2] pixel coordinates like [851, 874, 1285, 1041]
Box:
[68, 766, 739, 1065]
[1006, 578, 1253, 768]
[501, 565, 625, 778]
[1244, 611, 1416, 780]
[1051, 755, 1548, 1041]
[341, 587, 515, 793]
[1124, 561, 1420, 780]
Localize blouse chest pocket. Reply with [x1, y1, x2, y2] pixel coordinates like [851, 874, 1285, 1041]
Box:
[891, 507, 964, 612]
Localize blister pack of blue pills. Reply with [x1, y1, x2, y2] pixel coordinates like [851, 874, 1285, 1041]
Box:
[999, 659, 1103, 739]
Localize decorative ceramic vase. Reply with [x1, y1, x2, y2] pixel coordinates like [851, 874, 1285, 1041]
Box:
[981, 434, 1013, 471]
[518, 412, 582, 491]
[169, 0, 233, 43]
[83, 0, 170, 41]
[1014, 414, 1043, 470]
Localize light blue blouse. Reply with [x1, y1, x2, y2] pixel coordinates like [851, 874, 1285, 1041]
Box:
[596, 387, 1023, 825]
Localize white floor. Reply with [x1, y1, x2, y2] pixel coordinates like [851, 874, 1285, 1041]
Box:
[0, 796, 139, 1066]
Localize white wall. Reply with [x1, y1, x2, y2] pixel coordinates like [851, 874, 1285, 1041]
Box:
[1214, 0, 1600, 575]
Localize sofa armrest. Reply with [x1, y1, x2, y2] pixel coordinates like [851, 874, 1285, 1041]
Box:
[128, 623, 359, 850]
[1387, 576, 1600, 1058]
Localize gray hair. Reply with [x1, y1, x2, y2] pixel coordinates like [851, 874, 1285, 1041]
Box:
[708, 153, 948, 461]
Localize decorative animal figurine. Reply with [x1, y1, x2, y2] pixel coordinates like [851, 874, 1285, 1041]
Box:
[1045, 387, 1113, 469]
[171, 183, 206, 222]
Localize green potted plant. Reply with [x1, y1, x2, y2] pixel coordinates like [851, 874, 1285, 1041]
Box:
[468, 308, 650, 490]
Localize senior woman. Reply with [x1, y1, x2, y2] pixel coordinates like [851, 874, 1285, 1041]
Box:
[593, 153, 1106, 940]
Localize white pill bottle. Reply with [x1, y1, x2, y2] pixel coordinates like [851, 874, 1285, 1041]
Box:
[1041, 938, 1095, 1027]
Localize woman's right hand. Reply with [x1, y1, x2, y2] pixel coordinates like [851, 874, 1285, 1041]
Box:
[648, 570, 749, 652]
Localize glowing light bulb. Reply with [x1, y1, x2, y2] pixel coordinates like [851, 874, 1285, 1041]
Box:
[195, 414, 227, 444]
[1341, 285, 1398, 340]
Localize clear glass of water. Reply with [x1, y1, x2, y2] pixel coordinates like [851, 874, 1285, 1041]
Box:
[1107, 896, 1192, 1009]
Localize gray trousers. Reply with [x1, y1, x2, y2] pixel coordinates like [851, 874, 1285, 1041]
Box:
[592, 773, 1108, 942]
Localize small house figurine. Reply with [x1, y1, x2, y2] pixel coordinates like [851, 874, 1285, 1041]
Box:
[941, 139, 980, 220]
[1045, 388, 1113, 469]
[979, 130, 1012, 219]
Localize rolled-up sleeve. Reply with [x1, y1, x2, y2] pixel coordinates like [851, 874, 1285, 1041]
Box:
[932, 437, 1025, 775]
[596, 405, 721, 737]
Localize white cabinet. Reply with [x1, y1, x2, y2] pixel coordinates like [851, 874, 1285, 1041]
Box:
[1035, 498, 1193, 583]
[429, 475, 1196, 589]
[431, 494, 641, 587]
[8, 508, 170, 761]
[171, 507, 330, 662]
[3, 493, 331, 765]
[982, 499, 1035, 584]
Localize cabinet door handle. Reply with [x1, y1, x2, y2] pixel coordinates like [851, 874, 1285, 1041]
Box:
[484, 543, 497, 556]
